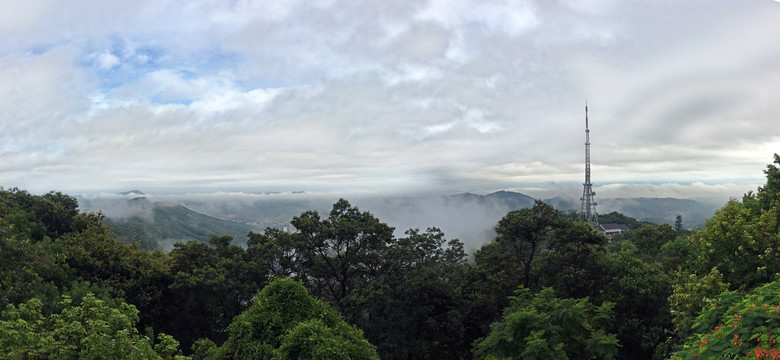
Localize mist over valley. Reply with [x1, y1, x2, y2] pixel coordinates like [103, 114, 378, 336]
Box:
[78, 188, 723, 250]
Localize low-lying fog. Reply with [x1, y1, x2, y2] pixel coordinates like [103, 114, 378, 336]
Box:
[77, 181, 748, 251]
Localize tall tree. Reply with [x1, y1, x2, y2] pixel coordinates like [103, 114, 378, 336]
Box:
[289, 199, 394, 316]
[246, 228, 297, 278]
[255, 202, 472, 358]
[674, 214, 683, 235]
[494, 200, 558, 288]
[167, 235, 268, 350]
[598, 242, 673, 360]
[757, 153, 780, 212]
[536, 220, 609, 300]
[356, 227, 469, 359]
[690, 198, 779, 290]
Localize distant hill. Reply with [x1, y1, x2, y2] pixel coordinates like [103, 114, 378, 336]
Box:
[358, 190, 716, 250]
[477, 190, 536, 209]
[103, 197, 255, 249]
[544, 196, 579, 211]
[83, 190, 719, 252]
[448, 190, 535, 209]
[118, 189, 145, 195]
[532, 195, 716, 228]
[178, 196, 334, 230]
[596, 197, 715, 228]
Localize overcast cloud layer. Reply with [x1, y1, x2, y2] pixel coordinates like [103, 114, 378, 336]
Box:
[2, 0, 779, 198]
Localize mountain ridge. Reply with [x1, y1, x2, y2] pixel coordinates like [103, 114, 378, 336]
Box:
[104, 199, 255, 249]
[86, 190, 719, 251]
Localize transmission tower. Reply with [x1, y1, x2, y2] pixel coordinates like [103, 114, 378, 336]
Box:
[580, 103, 598, 226]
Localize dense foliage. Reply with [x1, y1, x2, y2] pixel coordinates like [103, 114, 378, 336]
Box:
[209, 277, 378, 359]
[2, 154, 780, 359]
[0, 294, 185, 360]
[673, 279, 780, 359]
[473, 286, 619, 360]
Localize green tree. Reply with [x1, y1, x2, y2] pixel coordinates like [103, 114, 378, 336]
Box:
[356, 227, 470, 358]
[631, 223, 677, 262]
[690, 198, 780, 290]
[288, 199, 394, 316]
[0, 204, 46, 241]
[494, 200, 558, 288]
[536, 219, 608, 300]
[0, 221, 64, 311]
[0, 188, 109, 313]
[473, 286, 619, 360]
[59, 222, 174, 340]
[275, 319, 373, 360]
[255, 201, 474, 358]
[467, 205, 607, 351]
[668, 268, 729, 339]
[166, 235, 268, 349]
[0, 188, 85, 240]
[686, 155, 780, 291]
[659, 235, 696, 272]
[598, 242, 672, 360]
[465, 240, 525, 346]
[213, 278, 378, 360]
[36, 191, 81, 239]
[674, 214, 684, 235]
[756, 153, 780, 213]
[0, 293, 187, 360]
[247, 227, 297, 278]
[672, 277, 780, 359]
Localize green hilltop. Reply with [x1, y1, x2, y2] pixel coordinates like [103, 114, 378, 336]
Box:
[104, 197, 255, 249]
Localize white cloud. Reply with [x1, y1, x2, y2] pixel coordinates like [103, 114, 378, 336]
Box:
[0, 47, 94, 179]
[0, 0, 53, 40]
[0, 0, 778, 199]
[416, 0, 539, 36]
[94, 51, 120, 69]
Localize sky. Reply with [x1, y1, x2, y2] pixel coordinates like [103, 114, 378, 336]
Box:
[2, 0, 780, 200]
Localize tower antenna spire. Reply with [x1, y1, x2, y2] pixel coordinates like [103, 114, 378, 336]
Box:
[580, 102, 598, 225]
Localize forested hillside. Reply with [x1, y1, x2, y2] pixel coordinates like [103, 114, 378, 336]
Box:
[102, 197, 255, 249]
[2, 154, 780, 359]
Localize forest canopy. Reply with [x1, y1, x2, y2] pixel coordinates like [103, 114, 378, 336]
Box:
[2, 154, 780, 359]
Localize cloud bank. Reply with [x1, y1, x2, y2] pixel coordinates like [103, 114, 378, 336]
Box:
[2, 0, 779, 196]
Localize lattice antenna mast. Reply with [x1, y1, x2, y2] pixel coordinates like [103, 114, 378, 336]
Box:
[580, 103, 598, 225]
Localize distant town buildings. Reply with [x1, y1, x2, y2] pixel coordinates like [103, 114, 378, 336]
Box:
[596, 223, 629, 239]
[252, 222, 296, 234]
[219, 214, 296, 234]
